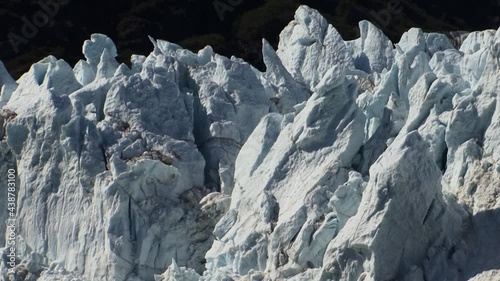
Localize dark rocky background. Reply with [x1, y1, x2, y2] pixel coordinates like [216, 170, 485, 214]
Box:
[1, 0, 499, 79]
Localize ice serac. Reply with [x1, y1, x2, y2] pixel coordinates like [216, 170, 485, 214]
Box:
[0, 61, 18, 107]
[154, 259, 201, 281]
[144, 37, 281, 195]
[0, 33, 235, 281]
[1, 5, 500, 281]
[347, 20, 395, 73]
[72, 34, 120, 87]
[262, 39, 310, 114]
[0, 27, 301, 280]
[187, 51, 275, 194]
[203, 6, 500, 281]
[322, 132, 464, 281]
[276, 5, 353, 89]
[424, 32, 455, 55]
[205, 64, 366, 280]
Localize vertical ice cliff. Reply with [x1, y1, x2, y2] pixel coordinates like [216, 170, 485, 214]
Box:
[202, 6, 499, 281]
[322, 132, 464, 281]
[205, 64, 366, 280]
[1, 34, 212, 281]
[0, 33, 295, 281]
[1, 5, 500, 281]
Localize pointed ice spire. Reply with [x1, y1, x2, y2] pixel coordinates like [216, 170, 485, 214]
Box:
[96, 48, 119, 79]
[73, 60, 96, 86]
[171, 258, 180, 273]
[0, 60, 17, 107]
[397, 28, 426, 53]
[262, 39, 309, 113]
[154, 258, 201, 281]
[82, 34, 118, 69]
[44, 59, 82, 96]
[0, 60, 15, 87]
[347, 20, 395, 73]
[276, 5, 352, 89]
[148, 35, 161, 56]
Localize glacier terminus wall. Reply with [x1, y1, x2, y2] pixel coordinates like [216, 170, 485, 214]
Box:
[1, 5, 500, 281]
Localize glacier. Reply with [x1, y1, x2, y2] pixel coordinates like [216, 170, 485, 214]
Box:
[1, 5, 500, 281]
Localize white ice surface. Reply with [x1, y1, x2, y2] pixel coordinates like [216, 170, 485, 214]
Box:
[1, 5, 499, 281]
